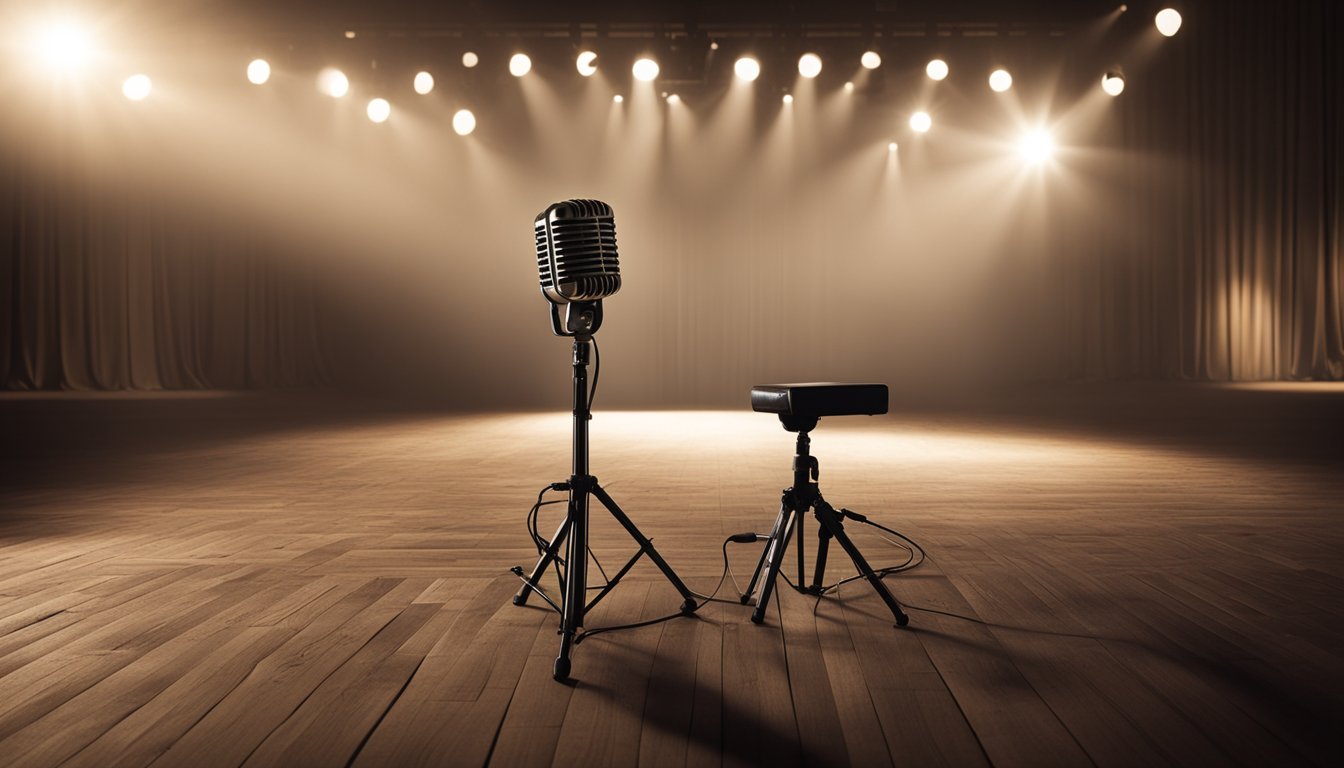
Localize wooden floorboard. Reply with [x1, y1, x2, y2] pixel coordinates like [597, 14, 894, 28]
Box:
[0, 392, 1340, 766]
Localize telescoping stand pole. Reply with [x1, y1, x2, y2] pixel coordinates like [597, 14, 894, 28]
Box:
[512, 336, 698, 681]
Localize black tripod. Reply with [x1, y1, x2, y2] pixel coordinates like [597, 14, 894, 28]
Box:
[743, 428, 910, 626]
[512, 333, 697, 681]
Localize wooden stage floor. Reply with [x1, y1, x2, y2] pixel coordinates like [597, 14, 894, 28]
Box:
[0, 386, 1340, 766]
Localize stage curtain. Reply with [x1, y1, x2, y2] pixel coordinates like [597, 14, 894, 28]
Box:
[0, 158, 331, 391]
[1059, 0, 1342, 380]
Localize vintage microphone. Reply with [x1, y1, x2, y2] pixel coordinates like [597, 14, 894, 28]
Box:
[514, 199, 697, 681]
[533, 199, 621, 337]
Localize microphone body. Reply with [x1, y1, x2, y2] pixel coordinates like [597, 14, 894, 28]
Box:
[534, 199, 621, 304]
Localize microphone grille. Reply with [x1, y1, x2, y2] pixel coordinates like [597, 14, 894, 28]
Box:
[535, 199, 621, 302]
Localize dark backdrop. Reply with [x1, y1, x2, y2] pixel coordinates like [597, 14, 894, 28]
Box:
[1, 0, 1339, 404]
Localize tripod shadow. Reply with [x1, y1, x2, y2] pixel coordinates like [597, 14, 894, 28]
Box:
[570, 610, 832, 767]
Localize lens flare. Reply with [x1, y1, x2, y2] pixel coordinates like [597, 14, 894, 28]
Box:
[246, 59, 270, 85]
[1101, 71, 1126, 96]
[576, 51, 597, 76]
[366, 98, 390, 123]
[413, 71, 434, 94]
[1019, 130, 1056, 165]
[318, 68, 349, 97]
[1155, 8, 1183, 37]
[35, 20, 92, 73]
[798, 53, 822, 78]
[632, 57, 659, 81]
[734, 56, 760, 82]
[452, 109, 476, 136]
[122, 74, 151, 101]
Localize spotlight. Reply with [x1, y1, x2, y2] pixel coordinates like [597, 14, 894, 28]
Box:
[909, 111, 931, 133]
[734, 56, 760, 82]
[989, 69, 1013, 92]
[452, 108, 476, 136]
[798, 53, 822, 78]
[926, 59, 949, 81]
[344, 30, 356, 40]
[666, 93, 680, 104]
[1155, 8, 1183, 37]
[861, 51, 881, 70]
[318, 68, 349, 98]
[366, 97, 390, 123]
[462, 51, 479, 68]
[1101, 71, 1126, 96]
[414, 71, 434, 95]
[1019, 129, 1056, 165]
[576, 51, 597, 77]
[122, 74, 151, 101]
[710, 41, 719, 51]
[782, 93, 794, 104]
[613, 94, 624, 103]
[844, 81, 854, 92]
[246, 58, 270, 85]
[632, 57, 659, 81]
[510, 53, 532, 77]
[888, 141, 898, 152]
[35, 19, 92, 73]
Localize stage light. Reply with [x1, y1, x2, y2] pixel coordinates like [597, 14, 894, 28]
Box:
[909, 111, 932, 133]
[861, 51, 881, 70]
[122, 74, 151, 101]
[35, 19, 92, 73]
[844, 81, 854, 92]
[782, 93, 793, 104]
[414, 71, 434, 94]
[246, 59, 270, 85]
[666, 93, 680, 104]
[318, 68, 349, 97]
[710, 41, 719, 51]
[576, 51, 597, 76]
[366, 97, 390, 123]
[734, 56, 760, 82]
[989, 69, 1013, 92]
[798, 53, 822, 78]
[462, 51, 479, 68]
[344, 30, 356, 40]
[632, 57, 659, 81]
[888, 141, 898, 152]
[452, 108, 476, 136]
[1102, 71, 1126, 96]
[509, 53, 532, 77]
[613, 94, 624, 103]
[926, 59, 949, 81]
[1155, 8, 1182, 36]
[1019, 129, 1055, 165]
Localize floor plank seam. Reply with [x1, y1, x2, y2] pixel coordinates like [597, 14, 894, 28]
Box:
[345, 653, 426, 768]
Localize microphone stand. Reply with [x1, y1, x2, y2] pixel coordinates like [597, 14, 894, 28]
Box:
[512, 308, 697, 681]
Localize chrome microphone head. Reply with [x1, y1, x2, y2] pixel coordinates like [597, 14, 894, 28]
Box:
[534, 199, 621, 305]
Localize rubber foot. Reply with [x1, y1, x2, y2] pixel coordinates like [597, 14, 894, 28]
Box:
[895, 613, 910, 627]
[553, 657, 571, 681]
[681, 598, 698, 614]
[512, 594, 527, 606]
[750, 613, 764, 625]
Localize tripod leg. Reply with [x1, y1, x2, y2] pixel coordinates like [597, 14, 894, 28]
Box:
[513, 515, 571, 606]
[814, 501, 909, 626]
[810, 522, 832, 594]
[751, 500, 798, 625]
[590, 484, 696, 611]
[743, 495, 790, 604]
[555, 485, 590, 680]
